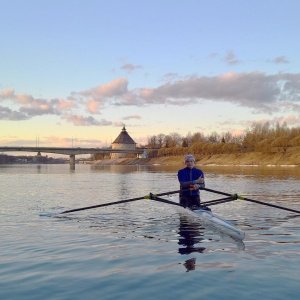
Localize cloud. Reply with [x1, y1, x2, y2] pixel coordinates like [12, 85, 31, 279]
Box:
[280, 102, 300, 113]
[0, 106, 29, 120]
[222, 50, 241, 65]
[270, 115, 300, 125]
[1, 88, 15, 98]
[209, 52, 218, 58]
[0, 89, 31, 105]
[75, 77, 128, 101]
[242, 114, 300, 128]
[71, 72, 300, 114]
[114, 121, 125, 127]
[20, 99, 57, 116]
[54, 98, 77, 111]
[18, 97, 76, 116]
[230, 128, 245, 136]
[121, 64, 143, 71]
[61, 114, 112, 126]
[2, 71, 300, 124]
[161, 73, 180, 82]
[0, 89, 77, 119]
[270, 56, 289, 64]
[136, 72, 300, 111]
[87, 100, 103, 114]
[45, 136, 102, 147]
[122, 115, 141, 120]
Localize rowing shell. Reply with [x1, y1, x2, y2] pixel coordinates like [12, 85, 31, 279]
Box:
[169, 196, 245, 241]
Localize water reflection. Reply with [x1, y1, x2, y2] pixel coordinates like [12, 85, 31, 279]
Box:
[183, 258, 197, 272]
[201, 165, 300, 180]
[177, 215, 206, 272]
[91, 165, 143, 174]
[178, 215, 206, 255]
[36, 164, 42, 173]
[177, 210, 246, 273]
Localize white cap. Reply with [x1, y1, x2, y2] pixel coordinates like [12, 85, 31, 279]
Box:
[184, 154, 195, 162]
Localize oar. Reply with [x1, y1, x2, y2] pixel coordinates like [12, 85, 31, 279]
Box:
[60, 190, 181, 214]
[147, 195, 182, 207]
[203, 187, 300, 214]
[149, 195, 233, 210]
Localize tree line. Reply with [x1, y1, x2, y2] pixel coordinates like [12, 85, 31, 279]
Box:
[145, 122, 300, 158]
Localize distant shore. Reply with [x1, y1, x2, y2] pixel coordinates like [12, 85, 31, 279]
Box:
[92, 151, 300, 166]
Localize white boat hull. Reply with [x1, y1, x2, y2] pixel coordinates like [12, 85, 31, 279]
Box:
[169, 195, 245, 241]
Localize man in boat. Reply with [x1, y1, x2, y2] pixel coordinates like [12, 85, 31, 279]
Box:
[177, 154, 205, 209]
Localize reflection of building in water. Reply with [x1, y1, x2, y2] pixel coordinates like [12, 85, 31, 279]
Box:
[178, 215, 206, 255]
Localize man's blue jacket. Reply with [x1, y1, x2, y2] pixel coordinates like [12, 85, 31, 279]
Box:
[177, 167, 204, 196]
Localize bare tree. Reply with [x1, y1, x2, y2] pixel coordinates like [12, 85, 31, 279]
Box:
[207, 131, 220, 143]
[222, 131, 233, 143]
[147, 135, 158, 148]
[191, 132, 206, 144]
[157, 133, 166, 148]
[164, 132, 182, 148]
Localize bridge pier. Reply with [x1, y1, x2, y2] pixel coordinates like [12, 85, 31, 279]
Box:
[69, 154, 75, 166]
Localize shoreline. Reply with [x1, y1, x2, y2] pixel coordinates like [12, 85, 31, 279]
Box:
[92, 152, 300, 167]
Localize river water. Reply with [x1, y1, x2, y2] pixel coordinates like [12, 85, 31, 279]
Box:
[1, 164, 300, 300]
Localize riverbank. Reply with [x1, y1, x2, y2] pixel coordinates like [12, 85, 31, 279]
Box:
[93, 151, 300, 166]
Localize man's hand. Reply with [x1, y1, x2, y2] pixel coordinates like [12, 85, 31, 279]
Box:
[196, 176, 204, 184]
[193, 184, 201, 190]
[190, 184, 201, 190]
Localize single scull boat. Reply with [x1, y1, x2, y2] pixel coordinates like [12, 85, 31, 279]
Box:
[169, 195, 245, 241]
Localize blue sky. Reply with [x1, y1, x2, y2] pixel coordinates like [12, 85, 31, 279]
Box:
[1, 0, 300, 148]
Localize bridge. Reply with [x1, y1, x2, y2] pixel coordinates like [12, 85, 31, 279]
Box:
[0, 146, 145, 166]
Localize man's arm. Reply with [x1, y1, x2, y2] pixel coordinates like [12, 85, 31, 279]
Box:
[178, 170, 204, 189]
[177, 170, 193, 188]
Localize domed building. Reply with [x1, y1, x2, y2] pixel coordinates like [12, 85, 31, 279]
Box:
[110, 126, 138, 159]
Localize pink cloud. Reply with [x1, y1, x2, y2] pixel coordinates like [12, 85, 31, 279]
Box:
[114, 121, 125, 127]
[61, 114, 112, 126]
[1, 88, 15, 98]
[55, 98, 77, 111]
[77, 78, 128, 100]
[230, 128, 245, 136]
[87, 100, 102, 114]
[122, 115, 141, 120]
[15, 94, 35, 104]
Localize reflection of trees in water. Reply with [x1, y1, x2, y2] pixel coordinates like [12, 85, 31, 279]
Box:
[178, 216, 206, 255]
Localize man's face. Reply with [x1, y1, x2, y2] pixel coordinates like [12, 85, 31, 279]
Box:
[185, 159, 195, 169]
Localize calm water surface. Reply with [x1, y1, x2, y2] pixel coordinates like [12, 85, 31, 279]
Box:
[1, 164, 300, 300]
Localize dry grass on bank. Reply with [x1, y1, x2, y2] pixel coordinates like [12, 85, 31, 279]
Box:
[92, 150, 300, 166]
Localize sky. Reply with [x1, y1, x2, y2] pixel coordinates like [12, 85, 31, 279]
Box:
[1, 0, 300, 149]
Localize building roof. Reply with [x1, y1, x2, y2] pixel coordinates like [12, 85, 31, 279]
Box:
[112, 126, 136, 144]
